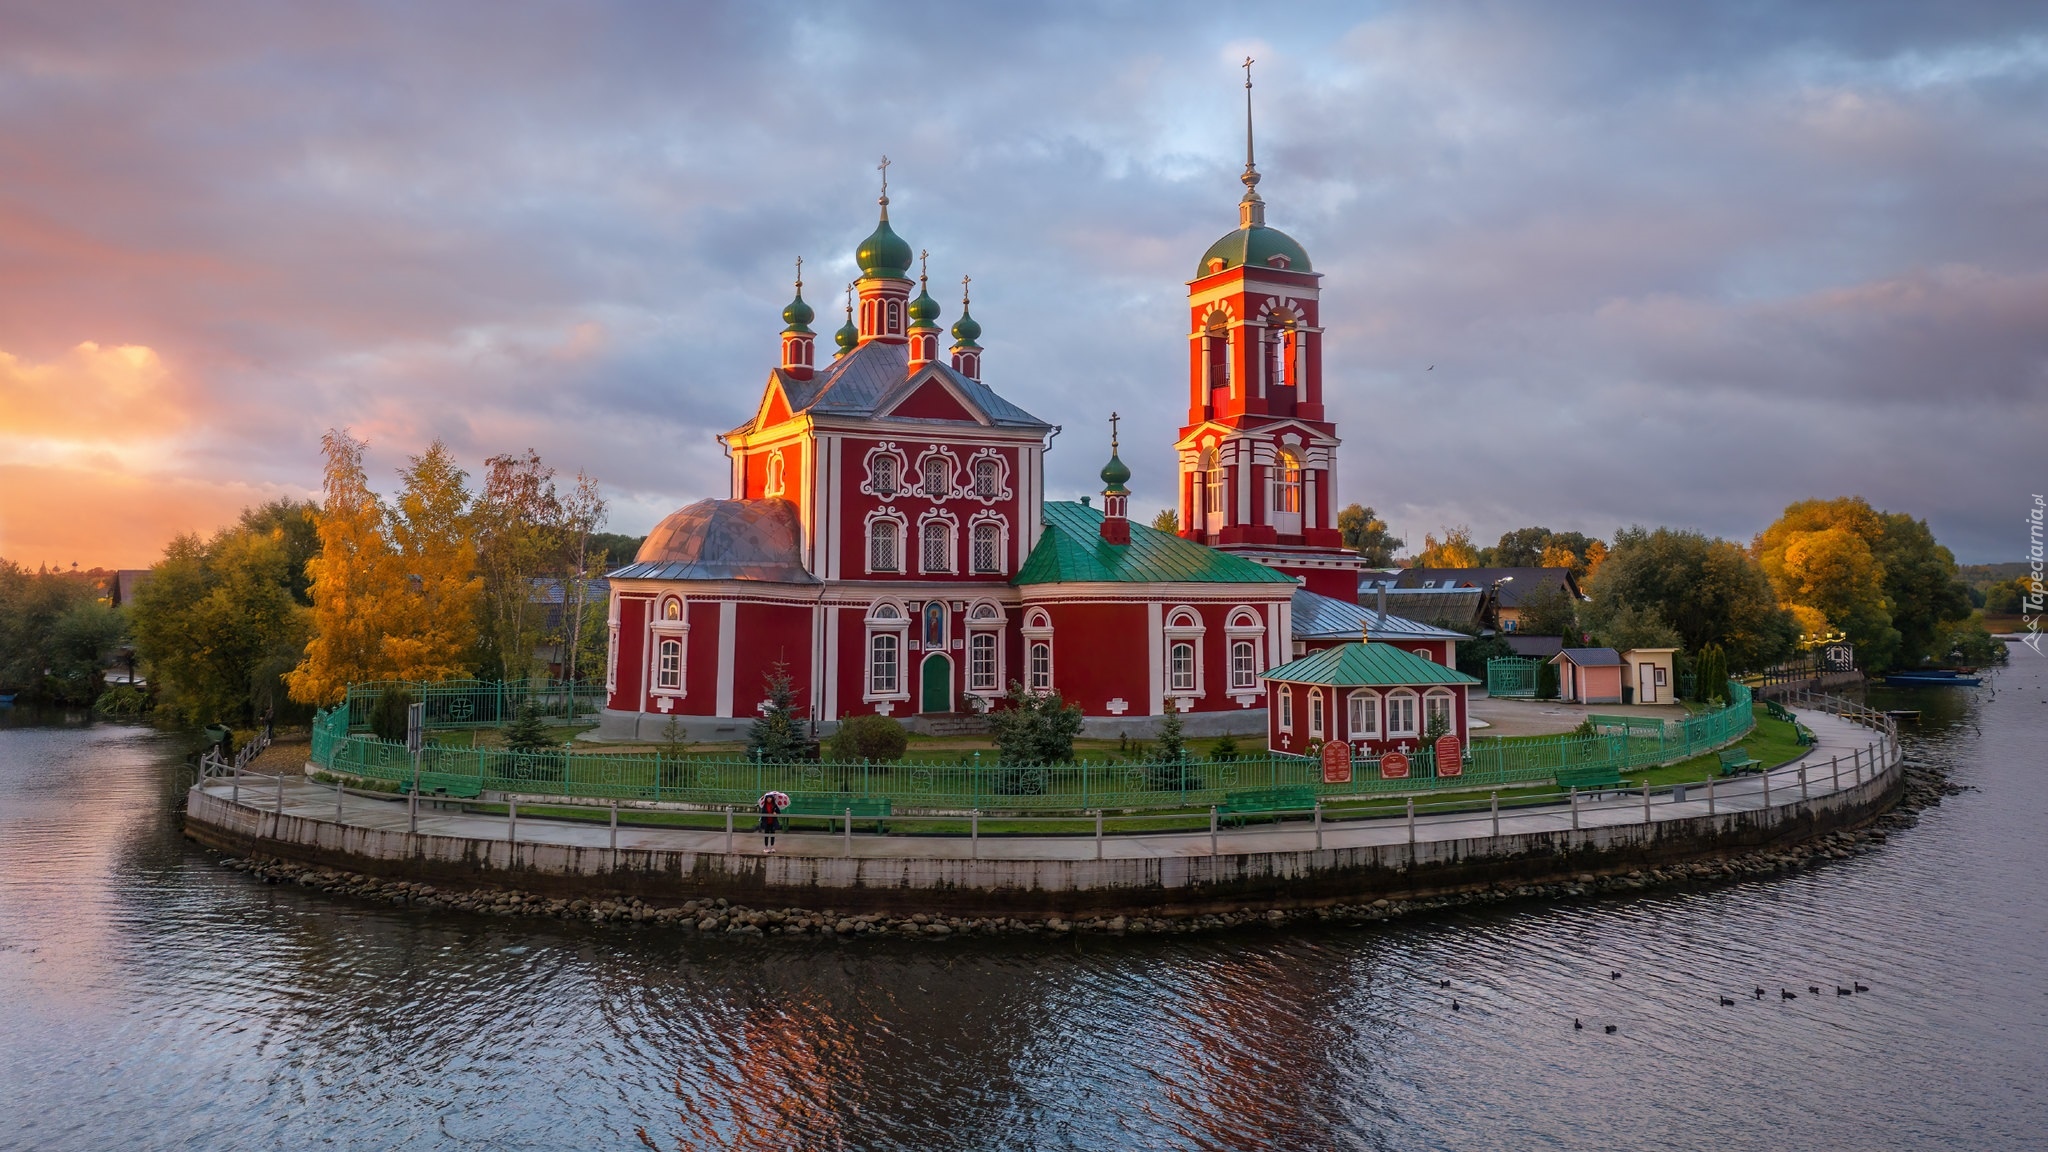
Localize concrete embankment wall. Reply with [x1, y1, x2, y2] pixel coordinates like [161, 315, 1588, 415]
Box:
[184, 754, 1904, 919]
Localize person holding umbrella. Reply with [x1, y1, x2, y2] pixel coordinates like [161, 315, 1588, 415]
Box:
[758, 790, 789, 853]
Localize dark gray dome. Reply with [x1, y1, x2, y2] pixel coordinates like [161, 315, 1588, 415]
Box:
[610, 498, 817, 583]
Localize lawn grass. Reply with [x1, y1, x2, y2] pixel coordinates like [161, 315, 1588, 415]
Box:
[1624, 705, 1807, 788]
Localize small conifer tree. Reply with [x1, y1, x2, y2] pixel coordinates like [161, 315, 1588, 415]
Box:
[747, 660, 811, 762]
[504, 697, 551, 752]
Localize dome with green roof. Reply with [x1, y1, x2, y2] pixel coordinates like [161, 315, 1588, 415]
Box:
[781, 288, 815, 333]
[1197, 224, 1313, 277]
[950, 306, 982, 348]
[907, 282, 941, 327]
[833, 313, 858, 353]
[1099, 451, 1131, 495]
[856, 209, 913, 279]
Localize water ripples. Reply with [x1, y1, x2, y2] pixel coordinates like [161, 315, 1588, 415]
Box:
[2, 668, 2045, 1150]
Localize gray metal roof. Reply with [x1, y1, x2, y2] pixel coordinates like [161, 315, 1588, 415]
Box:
[764, 341, 1049, 430]
[607, 498, 818, 584]
[1291, 589, 1470, 642]
[1555, 646, 1623, 667]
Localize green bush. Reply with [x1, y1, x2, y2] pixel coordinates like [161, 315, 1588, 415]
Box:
[990, 682, 1083, 765]
[827, 713, 908, 762]
[92, 686, 150, 717]
[1211, 733, 1241, 762]
[503, 699, 551, 752]
[370, 688, 414, 743]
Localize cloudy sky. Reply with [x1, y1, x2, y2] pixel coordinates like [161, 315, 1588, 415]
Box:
[2, 0, 2042, 568]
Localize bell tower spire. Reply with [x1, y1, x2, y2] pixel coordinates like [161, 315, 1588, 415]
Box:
[1239, 57, 1265, 228]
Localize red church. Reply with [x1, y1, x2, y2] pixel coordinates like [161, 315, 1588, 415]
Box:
[599, 89, 1451, 741]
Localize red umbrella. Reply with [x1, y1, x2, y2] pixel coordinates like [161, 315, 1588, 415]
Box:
[762, 791, 790, 811]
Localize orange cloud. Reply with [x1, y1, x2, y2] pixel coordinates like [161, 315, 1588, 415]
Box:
[0, 462, 303, 570]
[0, 341, 188, 446]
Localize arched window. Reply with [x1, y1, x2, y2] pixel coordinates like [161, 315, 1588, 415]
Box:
[1206, 319, 1230, 392]
[1029, 642, 1052, 692]
[1278, 685, 1293, 731]
[921, 520, 953, 573]
[973, 457, 999, 497]
[656, 638, 682, 690]
[1424, 691, 1455, 736]
[1308, 689, 1325, 739]
[1274, 449, 1302, 515]
[870, 454, 898, 496]
[969, 632, 997, 692]
[1169, 641, 1196, 693]
[922, 455, 949, 498]
[869, 633, 899, 695]
[1230, 640, 1257, 691]
[1266, 327, 1286, 388]
[869, 518, 901, 573]
[1386, 690, 1419, 738]
[764, 451, 786, 497]
[971, 520, 1001, 573]
[1348, 690, 1379, 738]
[887, 299, 902, 332]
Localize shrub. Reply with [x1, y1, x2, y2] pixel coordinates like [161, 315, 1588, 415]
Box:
[1211, 733, 1241, 762]
[92, 686, 150, 717]
[828, 713, 908, 763]
[990, 682, 1084, 765]
[370, 688, 414, 743]
[504, 699, 552, 752]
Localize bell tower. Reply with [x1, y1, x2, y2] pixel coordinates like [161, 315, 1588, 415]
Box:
[1174, 60, 1361, 601]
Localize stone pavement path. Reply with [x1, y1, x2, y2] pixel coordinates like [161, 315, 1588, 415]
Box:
[197, 707, 1891, 863]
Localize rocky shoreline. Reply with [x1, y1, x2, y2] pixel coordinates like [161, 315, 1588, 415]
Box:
[209, 751, 1952, 940]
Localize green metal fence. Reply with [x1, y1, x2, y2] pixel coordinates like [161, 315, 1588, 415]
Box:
[340, 678, 605, 728]
[1486, 656, 1542, 698]
[310, 681, 1755, 814]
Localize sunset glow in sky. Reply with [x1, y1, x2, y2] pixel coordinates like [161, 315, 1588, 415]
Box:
[2, 2, 2043, 568]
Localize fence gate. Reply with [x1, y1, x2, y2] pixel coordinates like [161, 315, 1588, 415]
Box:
[1486, 656, 1542, 698]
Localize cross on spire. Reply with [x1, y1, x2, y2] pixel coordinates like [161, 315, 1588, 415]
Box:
[878, 154, 890, 200]
[919, 248, 928, 284]
[1242, 56, 1260, 189]
[1109, 410, 1121, 452]
[960, 273, 971, 305]
[794, 255, 803, 291]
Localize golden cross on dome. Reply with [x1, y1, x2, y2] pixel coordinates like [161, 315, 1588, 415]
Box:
[919, 248, 928, 282]
[878, 154, 890, 198]
[960, 273, 971, 304]
[1109, 410, 1120, 451]
[794, 255, 803, 290]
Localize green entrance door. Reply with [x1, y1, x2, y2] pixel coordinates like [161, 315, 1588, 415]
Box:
[921, 654, 952, 714]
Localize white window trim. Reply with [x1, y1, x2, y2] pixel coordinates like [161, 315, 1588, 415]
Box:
[1424, 689, 1456, 734]
[1347, 689, 1380, 739]
[647, 597, 689, 698]
[861, 444, 910, 499]
[967, 511, 1008, 575]
[965, 601, 1006, 697]
[1163, 606, 1206, 699]
[913, 447, 959, 502]
[863, 601, 911, 702]
[1022, 609, 1054, 694]
[917, 510, 959, 575]
[1386, 689, 1420, 739]
[1224, 608, 1263, 692]
[965, 448, 1013, 503]
[1308, 688, 1325, 739]
[1277, 684, 1293, 733]
[763, 449, 786, 498]
[865, 508, 907, 575]
[967, 631, 1000, 694]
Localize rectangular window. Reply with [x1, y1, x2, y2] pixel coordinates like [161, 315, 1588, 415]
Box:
[922, 522, 951, 573]
[1426, 693, 1454, 733]
[1308, 690, 1324, 738]
[1349, 693, 1377, 736]
[1230, 641, 1256, 690]
[870, 522, 899, 572]
[923, 457, 948, 497]
[974, 459, 998, 497]
[1169, 641, 1196, 692]
[872, 456, 897, 496]
[1279, 686, 1292, 730]
[972, 523, 1000, 573]
[1205, 470, 1225, 517]
[1387, 694, 1417, 737]
[1029, 642, 1051, 692]
[969, 633, 996, 691]
[657, 639, 682, 690]
[870, 634, 899, 695]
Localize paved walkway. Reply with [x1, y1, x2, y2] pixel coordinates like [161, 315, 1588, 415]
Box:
[196, 707, 1893, 863]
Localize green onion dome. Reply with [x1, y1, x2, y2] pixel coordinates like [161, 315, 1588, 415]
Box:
[950, 306, 982, 348]
[907, 283, 941, 327]
[856, 209, 914, 279]
[833, 314, 858, 353]
[782, 288, 815, 333]
[1099, 451, 1131, 495]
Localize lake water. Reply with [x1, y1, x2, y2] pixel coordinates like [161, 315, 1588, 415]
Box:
[2, 660, 2044, 1151]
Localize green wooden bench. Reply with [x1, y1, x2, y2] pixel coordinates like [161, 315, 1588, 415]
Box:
[782, 793, 892, 832]
[1793, 723, 1817, 747]
[1556, 766, 1624, 793]
[1717, 748, 1762, 775]
[400, 771, 483, 799]
[1765, 699, 1794, 723]
[1218, 785, 1318, 824]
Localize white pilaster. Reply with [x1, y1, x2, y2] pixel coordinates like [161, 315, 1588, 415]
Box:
[1146, 601, 1164, 716]
[715, 601, 737, 717]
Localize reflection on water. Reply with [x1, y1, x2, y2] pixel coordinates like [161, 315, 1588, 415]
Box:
[1, 665, 2044, 1151]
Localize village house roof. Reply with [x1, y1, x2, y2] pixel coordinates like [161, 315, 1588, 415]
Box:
[1504, 634, 1565, 660]
[1365, 587, 1487, 631]
[1014, 502, 1296, 586]
[1393, 566, 1584, 607]
[1264, 641, 1480, 687]
[607, 498, 818, 584]
[1552, 646, 1623, 667]
[1290, 589, 1469, 643]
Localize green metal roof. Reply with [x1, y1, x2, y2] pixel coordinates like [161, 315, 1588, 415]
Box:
[1264, 641, 1479, 687]
[1197, 225, 1313, 276]
[1014, 501, 1297, 586]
